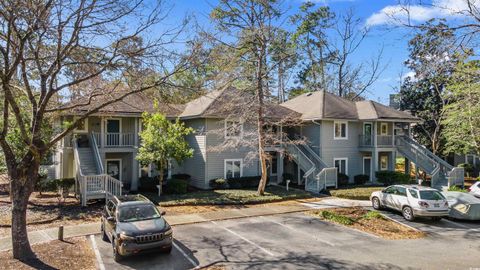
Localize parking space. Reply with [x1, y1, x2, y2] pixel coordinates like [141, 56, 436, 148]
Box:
[92, 212, 480, 269]
[376, 208, 480, 236]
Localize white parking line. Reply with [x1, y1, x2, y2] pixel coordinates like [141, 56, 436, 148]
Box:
[90, 235, 106, 270]
[211, 221, 276, 257]
[258, 216, 336, 246]
[172, 241, 199, 269]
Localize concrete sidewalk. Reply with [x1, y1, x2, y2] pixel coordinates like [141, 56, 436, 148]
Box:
[0, 204, 310, 251]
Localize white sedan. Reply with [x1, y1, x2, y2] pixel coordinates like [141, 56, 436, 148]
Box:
[370, 185, 450, 221]
[468, 181, 480, 198]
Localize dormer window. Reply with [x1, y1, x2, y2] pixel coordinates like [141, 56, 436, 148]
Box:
[225, 120, 243, 139]
[334, 121, 348, 140]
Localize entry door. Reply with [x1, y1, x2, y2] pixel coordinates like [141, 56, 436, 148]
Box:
[363, 157, 371, 180]
[106, 119, 121, 146]
[364, 123, 372, 145]
[106, 160, 121, 181]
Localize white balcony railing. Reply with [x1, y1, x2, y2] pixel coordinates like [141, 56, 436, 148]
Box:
[92, 132, 136, 147]
[359, 135, 394, 147]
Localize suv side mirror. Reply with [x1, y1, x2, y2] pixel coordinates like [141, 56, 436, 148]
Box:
[107, 216, 115, 222]
[160, 211, 166, 216]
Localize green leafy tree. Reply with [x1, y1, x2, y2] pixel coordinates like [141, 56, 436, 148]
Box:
[400, 20, 470, 154]
[443, 60, 480, 155]
[137, 112, 193, 195]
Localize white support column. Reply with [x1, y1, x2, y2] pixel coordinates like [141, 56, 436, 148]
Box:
[131, 152, 139, 191]
[373, 150, 379, 182]
[277, 152, 284, 184]
[100, 116, 104, 148]
[373, 122, 378, 147]
[391, 151, 396, 171]
[134, 117, 139, 147]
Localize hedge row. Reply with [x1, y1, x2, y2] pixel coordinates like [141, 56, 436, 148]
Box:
[209, 176, 263, 189]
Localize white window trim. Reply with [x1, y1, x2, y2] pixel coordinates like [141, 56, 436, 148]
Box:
[106, 158, 122, 181]
[73, 117, 88, 133]
[363, 156, 372, 180]
[333, 158, 348, 175]
[380, 155, 388, 171]
[465, 154, 477, 167]
[224, 119, 243, 139]
[380, 123, 388, 136]
[363, 122, 373, 135]
[224, 159, 243, 179]
[333, 121, 348, 140]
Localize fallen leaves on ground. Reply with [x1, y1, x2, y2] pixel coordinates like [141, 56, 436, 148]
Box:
[0, 237, 96, 270]
[310, 207, 426, 240]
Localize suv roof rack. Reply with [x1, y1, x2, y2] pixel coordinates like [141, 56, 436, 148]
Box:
[112, 194, 151, 204]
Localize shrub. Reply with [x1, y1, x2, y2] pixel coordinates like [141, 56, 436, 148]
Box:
[458, 163, 474, 176]
[337, 173, 349, 186]
[448, 185, 468, 192]
[171, 174, 191, 181]
[225, 176, 262, 189]
[353, 174, 369, 185]
[375, 171, 411, 186]
[164, 179, 188, 194]
[209, 178, 227, 189]
[363, 211, 385, 220]
[139, 176, 158, 192]
[320, 210, 354, 225]
[37, 179, 58, 193]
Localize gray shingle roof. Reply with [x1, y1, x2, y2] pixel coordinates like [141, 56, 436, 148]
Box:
[281, 91, 419, 122]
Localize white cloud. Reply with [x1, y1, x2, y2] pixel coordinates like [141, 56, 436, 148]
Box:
[401, 71, 416, 81]
[366, 0, 475, 26]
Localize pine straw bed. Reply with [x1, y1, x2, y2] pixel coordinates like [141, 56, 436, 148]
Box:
[309, 207, 426, 240]
[0, 237, 96, 270]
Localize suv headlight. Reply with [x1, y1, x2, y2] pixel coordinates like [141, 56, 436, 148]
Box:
[164, 227, 173, 236]
[119, 232, 135, 241]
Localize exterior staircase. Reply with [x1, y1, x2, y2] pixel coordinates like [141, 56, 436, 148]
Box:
[395, 135, 464, 190]
[74, 133, 123, 206]
[284, 137, 337, 193]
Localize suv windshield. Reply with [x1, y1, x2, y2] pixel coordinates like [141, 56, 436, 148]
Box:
[118, 204, 161, 222]
[419, 190, 445, 201]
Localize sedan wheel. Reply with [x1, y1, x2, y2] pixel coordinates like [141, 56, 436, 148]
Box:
[372, 197, 381, 210]
[402, 206, 415, 221]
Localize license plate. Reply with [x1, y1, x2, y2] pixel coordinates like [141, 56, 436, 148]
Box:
[434, 203, 439, 207]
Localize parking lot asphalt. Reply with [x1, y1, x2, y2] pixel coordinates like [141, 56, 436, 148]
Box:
[93, 212, 480, 270]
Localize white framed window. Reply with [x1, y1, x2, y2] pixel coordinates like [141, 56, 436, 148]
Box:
[380, 123, 388, 135]
[380, 155, 388, 170]
[466, 154, 477, 167]
[334, 121, 348, 140]
[224, 159, 243, 179]
[334, 158, 348, 175]
[225, 119, 243, 139]
[73, 117, 88, 133]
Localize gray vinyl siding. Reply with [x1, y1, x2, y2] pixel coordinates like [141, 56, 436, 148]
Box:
[320, 120, 363, 182]
[205, 119, 260, 183]
[181, 119, 207, 189]
[301, 123, 321, 155]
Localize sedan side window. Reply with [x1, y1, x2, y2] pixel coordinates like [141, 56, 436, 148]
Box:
[384, 187, 396, 194]
[396, 187, 407, 197]
[408, 189, 419, 198]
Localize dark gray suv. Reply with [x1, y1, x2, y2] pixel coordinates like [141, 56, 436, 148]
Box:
[101, 194, 173, 262]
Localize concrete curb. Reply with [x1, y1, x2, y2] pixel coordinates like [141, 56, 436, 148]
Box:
[379, 213, 424, 233]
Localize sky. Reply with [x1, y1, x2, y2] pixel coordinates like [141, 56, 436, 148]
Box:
[161, 0, 471, 105]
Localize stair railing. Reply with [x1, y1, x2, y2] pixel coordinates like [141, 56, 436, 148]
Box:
[89, 132, 104, 174]
[283, 137, 316, 185]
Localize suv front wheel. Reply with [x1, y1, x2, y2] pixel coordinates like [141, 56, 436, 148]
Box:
[113, 239, 123, 262]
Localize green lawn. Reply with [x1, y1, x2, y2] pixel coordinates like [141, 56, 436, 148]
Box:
[146, 185, 313, 206]
[330, 186, 383, 201]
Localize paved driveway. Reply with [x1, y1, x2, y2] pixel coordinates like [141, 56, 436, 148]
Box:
[92, 212, 480, 270]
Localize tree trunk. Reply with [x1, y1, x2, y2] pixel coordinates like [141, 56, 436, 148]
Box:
[256, 46, 268, 196]
[10, 171, 35, 260]
[157, 162, 165, 196]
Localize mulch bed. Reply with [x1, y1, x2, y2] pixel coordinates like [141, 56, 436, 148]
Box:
[0, 237, 96, 270]
[0, 192, 103, 237]
[310, 207, 425, 240]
